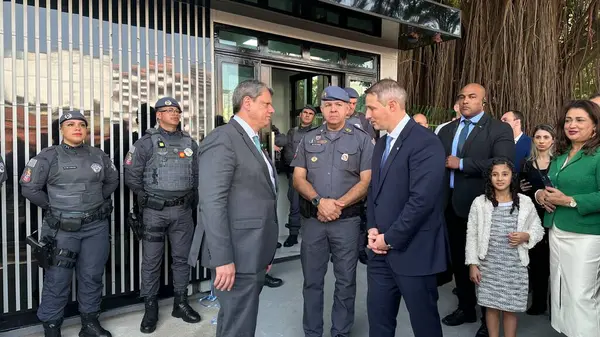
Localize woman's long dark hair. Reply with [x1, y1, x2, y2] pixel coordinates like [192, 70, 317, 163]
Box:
[484, 158, 520, 214]
[555, 100, 600, 155]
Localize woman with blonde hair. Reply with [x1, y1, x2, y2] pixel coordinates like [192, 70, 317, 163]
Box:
[519, 123, 555, 315]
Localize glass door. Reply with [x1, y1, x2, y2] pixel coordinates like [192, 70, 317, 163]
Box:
[290, 73, 340, 127]
[216, 55, 260, 126]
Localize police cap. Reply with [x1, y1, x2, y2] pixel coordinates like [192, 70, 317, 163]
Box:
[344, 87, 360, 99]
[302, 105, 317, 114]
[155, 97, 182, 111]
[321, 86, 350, 103]
[59, 110, 88, 127]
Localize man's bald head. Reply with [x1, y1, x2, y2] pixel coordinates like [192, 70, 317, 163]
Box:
[591, 93, 600, 106]
[413, 113, 429, 128]
[457, 83, 487, 118]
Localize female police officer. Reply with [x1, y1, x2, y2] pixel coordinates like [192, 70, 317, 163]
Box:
[20, 111, 119, 337]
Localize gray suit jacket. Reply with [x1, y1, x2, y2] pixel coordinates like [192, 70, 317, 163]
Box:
[188, 118, 279, 274]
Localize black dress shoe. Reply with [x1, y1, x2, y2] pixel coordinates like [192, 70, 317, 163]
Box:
[475, 323, 489, 337]
[264, 274, 283, 288]
[441, 308, 477, 326]
[526, 306, 547, 315]
[283, 235, 298, 247]
[276, 242, 282, 249]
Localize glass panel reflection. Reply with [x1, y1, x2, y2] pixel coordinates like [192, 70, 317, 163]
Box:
[310, 48, 340, 63]
[221, 62, 255, 122]
[268, 40, 302, 58]
[0, 0, 210, 319]
[218, 30, 259, 49]
[347, 54, 374, 69]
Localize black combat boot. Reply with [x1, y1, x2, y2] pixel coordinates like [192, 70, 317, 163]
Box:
[171, 291, 201, 323]
[140, 296, 159, 334]
[78, 312, 112, 337]
[43, 318, 63, 337]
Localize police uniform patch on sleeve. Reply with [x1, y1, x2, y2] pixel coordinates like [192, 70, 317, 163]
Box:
[26, 158, 38, 168]
[0, 162, 4, 173]
[124, 152, 133, 165]
[21, 167, 32, 183]
[91, 163, 103, 173]
[129, 146, 136, 153]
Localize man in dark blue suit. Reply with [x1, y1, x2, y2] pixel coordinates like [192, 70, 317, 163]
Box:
[364, 79, 448, 337]
[501, 110, 531, 171]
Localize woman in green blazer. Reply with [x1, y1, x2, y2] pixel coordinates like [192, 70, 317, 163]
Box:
[535, 100, 600, 337]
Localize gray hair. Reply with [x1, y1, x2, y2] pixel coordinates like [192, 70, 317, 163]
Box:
[232, 80, 274, 114]
[365, 78, 407, 107]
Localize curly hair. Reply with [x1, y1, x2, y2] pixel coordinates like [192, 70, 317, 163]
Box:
[555, 100, 600, 155]
[484, 158, 520, 214]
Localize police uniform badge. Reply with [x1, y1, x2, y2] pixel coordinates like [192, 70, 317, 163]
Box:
[311, 156, 318, 162]
[64, 113, 72, 120]
[21, 167, 32, 183]
[125, 149, 134, 166]
[165, 100, 172, 106]
[91, 163, 103, 173]
[341, 153, 349, 161]
[345, 127, 352, 133]
[184, 148, 193, 157]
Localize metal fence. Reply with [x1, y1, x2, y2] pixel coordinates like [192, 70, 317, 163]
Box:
[0, 0, 211, 327]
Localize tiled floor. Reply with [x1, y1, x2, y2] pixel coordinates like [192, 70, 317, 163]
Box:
[13, 258, 561, 337]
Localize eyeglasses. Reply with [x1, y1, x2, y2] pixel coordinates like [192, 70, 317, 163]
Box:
[158, 108, 181, 114]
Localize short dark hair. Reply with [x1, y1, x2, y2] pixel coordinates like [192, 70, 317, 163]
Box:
[556, 100, 600, 155]
[510, 110, 524, 122]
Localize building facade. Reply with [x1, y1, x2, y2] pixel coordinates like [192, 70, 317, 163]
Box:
[0, 0, 460, 331]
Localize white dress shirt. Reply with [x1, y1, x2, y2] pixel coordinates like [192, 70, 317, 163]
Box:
[233, 115, 276, 189]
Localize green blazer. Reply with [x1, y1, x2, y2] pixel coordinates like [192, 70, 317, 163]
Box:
[544, 148, 600, 235]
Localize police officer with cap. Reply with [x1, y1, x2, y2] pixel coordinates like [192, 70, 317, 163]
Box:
[20, 111, 119, 337]
[344, 87, 377, 140]
[275, 105, 317, 247]
[124, 96, 201, 333]
[292, 86, 374, 337]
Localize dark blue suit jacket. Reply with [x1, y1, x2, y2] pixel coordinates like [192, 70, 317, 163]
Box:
[367, 119, 449, 276]
[515, 134, 532, 172]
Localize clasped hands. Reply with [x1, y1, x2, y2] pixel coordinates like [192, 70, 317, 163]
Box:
[366, 228, 389, 255]
[317, 198, 345, 222]
[535, 187, 571, 213]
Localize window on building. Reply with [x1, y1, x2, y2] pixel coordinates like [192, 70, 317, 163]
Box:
[218, 31, 259, 50]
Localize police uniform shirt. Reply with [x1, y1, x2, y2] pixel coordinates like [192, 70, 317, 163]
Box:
[19, 144, 120, 209]
[291, 122, 373, 199]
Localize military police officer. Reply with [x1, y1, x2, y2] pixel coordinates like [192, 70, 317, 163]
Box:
[292, 87, 374, 337]
[20, 111, 119, 337]
[275, 105, 316, 247]
[123, 97, 201, 333]
[344, 87, 377, 140]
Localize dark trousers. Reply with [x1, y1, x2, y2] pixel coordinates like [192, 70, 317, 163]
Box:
[286, 172, 301, 235]
[445, 202, 478, 315]
[213, 270, 266, 337]
[301, 216, 360, 337]
[37, 219, 110, 322]
[367, 257, 442, 337]
[528, 227, 550, 309]
[141, 205, 194, 297]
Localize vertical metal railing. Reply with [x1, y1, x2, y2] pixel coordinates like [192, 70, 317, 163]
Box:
[0, 0, 210, 323]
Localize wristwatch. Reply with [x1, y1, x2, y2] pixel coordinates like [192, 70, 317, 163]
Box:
[568, 198, 577, 208]
[311, 196, 322, 206]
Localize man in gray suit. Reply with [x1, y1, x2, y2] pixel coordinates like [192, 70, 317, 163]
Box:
[188, 79, 279, 337]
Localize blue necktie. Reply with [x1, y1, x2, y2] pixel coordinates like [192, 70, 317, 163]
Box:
[252, 135, 262, 153]
[457, 119, 472, 155]
[381, 135, 393, 167]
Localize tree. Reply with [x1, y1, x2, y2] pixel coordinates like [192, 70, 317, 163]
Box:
[399, 0, 600, 131]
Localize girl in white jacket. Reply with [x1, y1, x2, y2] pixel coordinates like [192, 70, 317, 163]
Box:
[466, 158, 544, 337]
